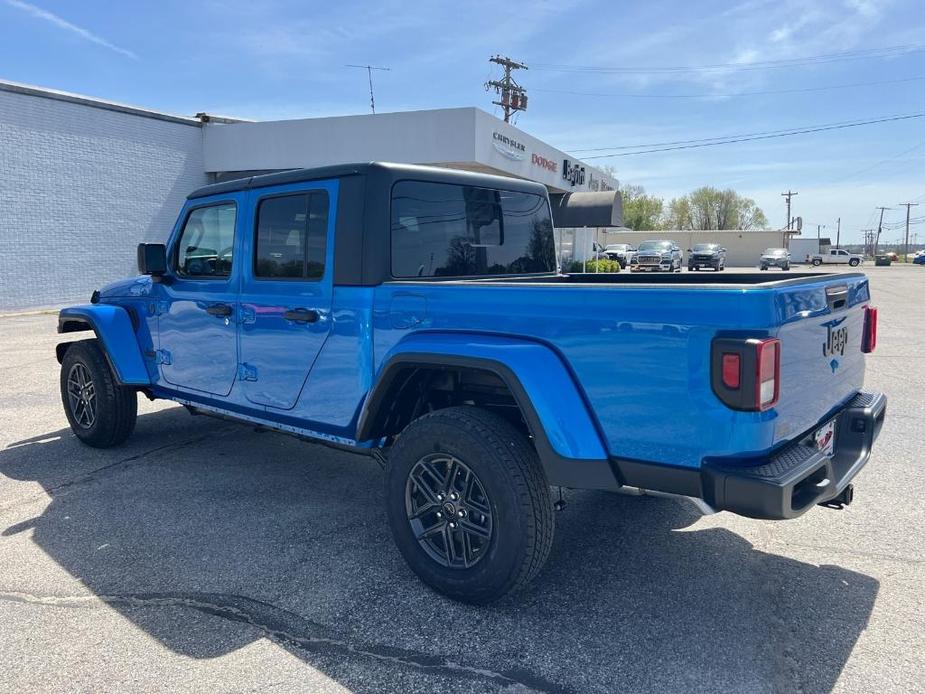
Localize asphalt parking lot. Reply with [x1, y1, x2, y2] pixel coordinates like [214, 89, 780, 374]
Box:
[0, 265, 922, 693]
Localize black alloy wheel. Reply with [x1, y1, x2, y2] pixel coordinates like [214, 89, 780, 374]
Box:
[405, 453, 493, 569]
[65, 362, 97, 429]
[385, 406, 554, 603]
[60, 339, 137, 448]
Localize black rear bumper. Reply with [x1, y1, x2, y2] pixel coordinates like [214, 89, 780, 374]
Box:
[701, 391, 886, 519]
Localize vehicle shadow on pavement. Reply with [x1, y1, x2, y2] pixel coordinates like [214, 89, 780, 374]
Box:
[0, 407, 878, 694]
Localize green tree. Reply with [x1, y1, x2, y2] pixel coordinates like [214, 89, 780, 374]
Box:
[620, 184, 664, 231]
[664, 196, 693, 230]
[669, 187, 768, 230]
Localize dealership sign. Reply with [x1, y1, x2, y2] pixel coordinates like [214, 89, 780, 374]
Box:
[531, 153, 557, 172]
[492, 131, 526, 161]
[562, 159, 586, 186]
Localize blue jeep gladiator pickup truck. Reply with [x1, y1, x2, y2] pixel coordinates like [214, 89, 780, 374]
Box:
[57, 163, 886, 603]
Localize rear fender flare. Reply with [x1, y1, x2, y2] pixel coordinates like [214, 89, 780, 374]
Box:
[358, 333, 618, 490]
[57, 305, 149, 385]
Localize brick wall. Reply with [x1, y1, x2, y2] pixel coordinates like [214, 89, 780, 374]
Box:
[0, 88, 208, 312]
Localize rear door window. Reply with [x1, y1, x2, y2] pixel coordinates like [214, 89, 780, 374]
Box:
[254, 192, 329, 280]
[390, 180, 556, 278]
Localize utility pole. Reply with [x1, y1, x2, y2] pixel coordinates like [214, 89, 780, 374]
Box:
[485, 56, 528, 123]
[346, 64, 391, 114]
[781, 190, 798, 230]
[860, 229, 874, 257]
[874, 206, 890, 258]
[835, 217, 841, 249]
[899, 202, 919, 262]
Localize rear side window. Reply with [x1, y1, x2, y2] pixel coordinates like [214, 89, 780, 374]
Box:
[176, 203, 237, 278]
[254, 191, 329, 280]
[390, 180, 556, 278]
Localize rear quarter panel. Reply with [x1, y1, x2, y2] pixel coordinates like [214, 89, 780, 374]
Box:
[372, 274, 870, 470]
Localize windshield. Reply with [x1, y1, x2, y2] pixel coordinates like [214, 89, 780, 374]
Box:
[637, 241, 672, 252]
[763, 248, 787, 256]
[692, 244, 720, 252]
[606, 244, 629, 251]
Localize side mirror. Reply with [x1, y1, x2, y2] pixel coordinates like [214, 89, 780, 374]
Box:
[137, 243, 167, 276]
[721, 248, 726, 252]
[686, 248, 692, 253]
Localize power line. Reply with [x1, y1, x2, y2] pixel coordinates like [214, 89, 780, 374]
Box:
[572, 113, 925, 152]
[530, 43, 925, 75]
[822, 140, 925, 185]
[531, 75, 925, 100]
[578, 112, 925, 158]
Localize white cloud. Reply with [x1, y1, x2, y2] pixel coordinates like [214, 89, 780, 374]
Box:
[5, 0, 137, 59]
[845, 0, 884, 18]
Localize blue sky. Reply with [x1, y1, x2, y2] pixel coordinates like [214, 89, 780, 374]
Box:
[2, 0, 924, 242]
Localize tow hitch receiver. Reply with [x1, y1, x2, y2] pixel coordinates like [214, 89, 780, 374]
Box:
[819, 484, 854, 510]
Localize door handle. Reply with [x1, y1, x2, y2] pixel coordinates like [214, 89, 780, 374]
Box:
[205, 304, 233, 317]
[283, 308, 320, 323]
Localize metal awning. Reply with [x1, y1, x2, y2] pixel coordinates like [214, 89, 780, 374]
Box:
[549, 190, 623, 228]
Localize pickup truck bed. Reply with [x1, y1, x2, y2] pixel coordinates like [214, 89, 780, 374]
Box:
[372, 270, 876, 489]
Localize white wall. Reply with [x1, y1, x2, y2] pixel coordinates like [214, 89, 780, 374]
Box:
[203, 108, 477, 174]
[0, 88, 207, 311]
[203, 107, 618, 194]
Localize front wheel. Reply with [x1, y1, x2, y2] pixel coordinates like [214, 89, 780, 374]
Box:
[783, 263, 790, 271]
[849, 258, 860, 267]
[60, 339, 137, 448]
[385, 406, 554, 604]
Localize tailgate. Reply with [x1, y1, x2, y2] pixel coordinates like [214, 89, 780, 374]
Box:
[771, 274, 870, 446]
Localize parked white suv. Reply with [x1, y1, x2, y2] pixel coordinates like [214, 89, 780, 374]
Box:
[810, 249, 862, 267]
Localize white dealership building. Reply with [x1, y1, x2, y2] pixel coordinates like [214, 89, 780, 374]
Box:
[0, 79, 618, 311]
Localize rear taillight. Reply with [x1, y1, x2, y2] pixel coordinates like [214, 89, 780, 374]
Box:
[862, 306, 878, 353]
[712, 337, 781, 411]
[721, 354, 741, 389]
[755, 338, 780, 410]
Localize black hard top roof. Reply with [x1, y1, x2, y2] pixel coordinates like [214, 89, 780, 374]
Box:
[187, 161, 549, 200]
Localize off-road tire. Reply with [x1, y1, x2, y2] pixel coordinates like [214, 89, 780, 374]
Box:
[385, 406, 554, 604]
[60, 339, 137, 448]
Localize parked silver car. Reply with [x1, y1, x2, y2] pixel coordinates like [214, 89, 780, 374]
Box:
[604, 243, 636, 267]
[759, 248, 791, 271]
[631, 240, 682, 272]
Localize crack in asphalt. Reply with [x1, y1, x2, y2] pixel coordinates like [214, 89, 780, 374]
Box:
[0, 590, 569, 693]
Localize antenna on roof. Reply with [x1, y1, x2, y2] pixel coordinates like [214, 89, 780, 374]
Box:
[346, 64, 391, 114]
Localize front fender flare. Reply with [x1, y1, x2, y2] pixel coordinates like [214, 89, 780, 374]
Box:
[359, 333, 619, 490]
[57, 305, 149, 385]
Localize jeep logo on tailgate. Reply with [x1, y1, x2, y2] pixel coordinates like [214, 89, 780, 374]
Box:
[822, 317, 848, 372]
